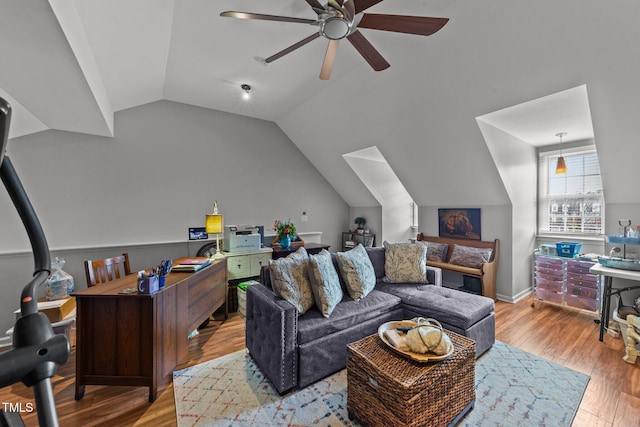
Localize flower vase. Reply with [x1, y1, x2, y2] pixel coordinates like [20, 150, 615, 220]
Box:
[279, 235, 291, 250]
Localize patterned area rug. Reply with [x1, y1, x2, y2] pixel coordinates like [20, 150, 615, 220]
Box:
[173, 341, 589, 426]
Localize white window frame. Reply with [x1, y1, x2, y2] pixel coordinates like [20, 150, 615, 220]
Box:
[538, 144, 604, 236]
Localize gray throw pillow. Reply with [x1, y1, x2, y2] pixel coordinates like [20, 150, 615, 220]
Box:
[449, 244, 493, 268]
[336, 244, 376, 300]
[308, 249, 343, 317]
[383, 241, 428, 283]
[417, 241, 448, 262]
[269, 247, 314, 314]
[427, 242, 448, 262]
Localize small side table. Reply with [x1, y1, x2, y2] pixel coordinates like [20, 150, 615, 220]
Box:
[342, 232, 375, 251]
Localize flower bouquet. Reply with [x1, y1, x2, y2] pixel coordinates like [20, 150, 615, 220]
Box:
[271, 219, 302, 250]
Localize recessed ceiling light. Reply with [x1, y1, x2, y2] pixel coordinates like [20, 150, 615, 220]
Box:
[241, 84, 251, 100]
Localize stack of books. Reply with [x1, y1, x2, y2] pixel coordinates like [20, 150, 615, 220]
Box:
[170, 258, 211, 272]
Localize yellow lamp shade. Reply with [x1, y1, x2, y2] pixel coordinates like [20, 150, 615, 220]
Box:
[555, 156, 567, 175]
[206, 214, 223, 234]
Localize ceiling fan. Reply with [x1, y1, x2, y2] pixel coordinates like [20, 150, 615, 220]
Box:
[220, 0, 449, 80]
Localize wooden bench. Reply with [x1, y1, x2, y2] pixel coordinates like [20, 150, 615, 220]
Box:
[417, 234, 499, 300]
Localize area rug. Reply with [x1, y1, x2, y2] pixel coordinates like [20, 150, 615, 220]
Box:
[173, 341, 589, 426]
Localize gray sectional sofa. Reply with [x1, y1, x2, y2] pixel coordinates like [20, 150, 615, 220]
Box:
[245, 246, 496, 395]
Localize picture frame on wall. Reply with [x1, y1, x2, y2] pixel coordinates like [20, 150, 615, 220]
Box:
[438, 208, 481, 240]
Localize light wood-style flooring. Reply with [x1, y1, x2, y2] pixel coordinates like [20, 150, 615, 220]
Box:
[1, 297, 638, 426]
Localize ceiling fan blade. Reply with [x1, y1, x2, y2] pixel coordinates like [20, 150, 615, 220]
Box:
[265, 33, 321, 63]
[347, 30, 390, 71]
[342, 0, 356, 21]
[354, 0, 385, 14]
[220, 11, 316, 25]
[305, 0, 325, 10]
[358, 14, 449, 36]
[320, 40, 339, 80]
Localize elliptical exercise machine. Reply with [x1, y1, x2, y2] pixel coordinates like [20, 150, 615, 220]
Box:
[0, 97, 70, 426]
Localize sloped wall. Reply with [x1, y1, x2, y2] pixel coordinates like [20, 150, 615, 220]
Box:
[0, 100, 349, 334]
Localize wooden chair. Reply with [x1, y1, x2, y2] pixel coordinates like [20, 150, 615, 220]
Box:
[84, 253, 132, 287]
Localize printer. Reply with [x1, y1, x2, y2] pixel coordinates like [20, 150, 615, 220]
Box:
[223, 225, 262, 252]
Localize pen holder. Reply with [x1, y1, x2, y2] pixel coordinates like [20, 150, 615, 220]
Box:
[158, 274, 166, 289]
[138, 275, 159, 294]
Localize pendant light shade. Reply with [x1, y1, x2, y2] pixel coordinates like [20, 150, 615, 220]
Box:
[555, 156, 567, 175]
[555, 132, 568, 175]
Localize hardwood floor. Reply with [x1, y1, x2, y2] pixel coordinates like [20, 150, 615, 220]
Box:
[1, 298, 639, 426]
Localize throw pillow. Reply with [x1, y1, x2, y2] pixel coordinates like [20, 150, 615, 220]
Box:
[308, 249, 343, 317]
[336, 244, 376, 300]
[383, 241, 428, 283]
[269, 247, 314, 314]
[426, 242, 448, 262]
[449, 244, 493, 269]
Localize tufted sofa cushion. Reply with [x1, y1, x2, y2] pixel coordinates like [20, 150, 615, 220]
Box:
[297, 290, 401, 345]
[395, 284, 495, 330]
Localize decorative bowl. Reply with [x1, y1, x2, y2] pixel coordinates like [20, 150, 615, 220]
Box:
[597, 256, 640, 271]
[378, 320, 454, 363]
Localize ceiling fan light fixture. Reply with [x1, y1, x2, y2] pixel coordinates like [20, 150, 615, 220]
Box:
[320, 17, 351, 40]
[241, 83, 251, 100]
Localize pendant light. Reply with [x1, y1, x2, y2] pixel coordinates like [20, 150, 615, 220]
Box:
[555, 132, 567, 175]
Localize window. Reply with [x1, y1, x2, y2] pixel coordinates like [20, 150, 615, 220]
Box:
[538, 146, 604, 235]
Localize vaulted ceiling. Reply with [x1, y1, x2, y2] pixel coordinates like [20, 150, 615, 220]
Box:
[2, 0, 640, 205]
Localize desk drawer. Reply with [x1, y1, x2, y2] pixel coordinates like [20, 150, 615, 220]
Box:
[227, 255, 251, 279]
[251, 253, 272, 276]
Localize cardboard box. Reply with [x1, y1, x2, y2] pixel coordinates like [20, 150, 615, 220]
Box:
[15, 297, 76, 323]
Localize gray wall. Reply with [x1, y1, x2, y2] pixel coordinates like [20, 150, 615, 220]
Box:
[0, 100, 349, 334]
[419, 205, 512, 300]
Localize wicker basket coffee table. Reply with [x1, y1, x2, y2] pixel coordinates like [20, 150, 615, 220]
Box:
[346, 330, 476, 427]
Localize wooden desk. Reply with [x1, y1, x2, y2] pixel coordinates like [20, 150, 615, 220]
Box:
[589, 263, 640, 341]
[271, 242, 330, 259]
[72, 257, 227, 402]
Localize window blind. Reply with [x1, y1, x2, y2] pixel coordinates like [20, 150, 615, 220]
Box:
[538, 147, 604, 235]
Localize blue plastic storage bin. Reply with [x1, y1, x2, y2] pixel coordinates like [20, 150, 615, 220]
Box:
[556, 242, 582, 258]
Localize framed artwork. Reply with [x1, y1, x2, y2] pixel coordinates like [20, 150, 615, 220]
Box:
[438, 208, 481, 240]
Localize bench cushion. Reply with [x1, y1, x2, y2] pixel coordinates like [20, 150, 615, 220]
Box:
[297, 290, 401, 345]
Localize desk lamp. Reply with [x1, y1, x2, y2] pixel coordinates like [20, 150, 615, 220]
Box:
[206, 201, 225, 259]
